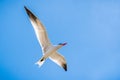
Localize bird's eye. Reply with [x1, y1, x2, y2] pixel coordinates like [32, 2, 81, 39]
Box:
[58, 43, 62, 45]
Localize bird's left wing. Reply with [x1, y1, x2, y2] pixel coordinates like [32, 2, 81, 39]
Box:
[24, 6, 51, 52]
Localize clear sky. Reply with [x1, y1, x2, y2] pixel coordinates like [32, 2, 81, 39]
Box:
[0, 0, 120, 80]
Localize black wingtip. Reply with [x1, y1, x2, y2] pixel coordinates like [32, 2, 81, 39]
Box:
[24, 6, 28, 12]
[24, 6, 30, 15]
[63, 64, 67, 71]
[24, 6, 27, 10]
[24, 6, 37, 20]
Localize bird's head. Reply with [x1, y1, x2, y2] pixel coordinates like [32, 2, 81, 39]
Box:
[58, 42, 67, 46]
[54, 42, 67, 50]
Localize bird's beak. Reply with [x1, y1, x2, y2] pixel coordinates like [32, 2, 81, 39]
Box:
[62, 42, 67, 46]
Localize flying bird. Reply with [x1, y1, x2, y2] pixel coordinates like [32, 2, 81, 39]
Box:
[24, 6, 67, 71]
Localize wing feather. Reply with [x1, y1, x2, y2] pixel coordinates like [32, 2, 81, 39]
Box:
[49, 52, 67, 71]
[24, 6, 51, 51]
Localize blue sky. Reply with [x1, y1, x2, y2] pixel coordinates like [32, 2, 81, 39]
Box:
[0, 0, 120, 80]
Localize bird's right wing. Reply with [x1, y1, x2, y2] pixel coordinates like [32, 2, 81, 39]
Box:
[24, 6, 51, 52]
[49, 52, 67, 71]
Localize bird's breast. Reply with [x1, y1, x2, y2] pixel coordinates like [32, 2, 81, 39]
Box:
[43, 47, 57, 58]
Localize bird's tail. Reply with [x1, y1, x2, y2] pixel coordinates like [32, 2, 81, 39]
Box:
[35, 57, 45, 67]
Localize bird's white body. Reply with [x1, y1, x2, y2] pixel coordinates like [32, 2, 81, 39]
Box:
[40, 45, 62, 60]
[25, 6, 67, 71]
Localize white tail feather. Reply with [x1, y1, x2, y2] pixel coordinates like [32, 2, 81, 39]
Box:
[35, 60, 45, 67]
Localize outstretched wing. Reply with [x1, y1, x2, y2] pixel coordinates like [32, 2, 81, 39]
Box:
[24, 6, 51, 51]
[49, 52, 67, 71]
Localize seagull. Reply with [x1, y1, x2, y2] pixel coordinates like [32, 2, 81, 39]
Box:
[24, 6, 67, 71]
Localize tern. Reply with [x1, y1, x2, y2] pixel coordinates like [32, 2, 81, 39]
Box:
[24, 6, 67, 71]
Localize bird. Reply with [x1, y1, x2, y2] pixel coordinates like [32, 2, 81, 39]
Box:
[24, 6, 67, 71]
